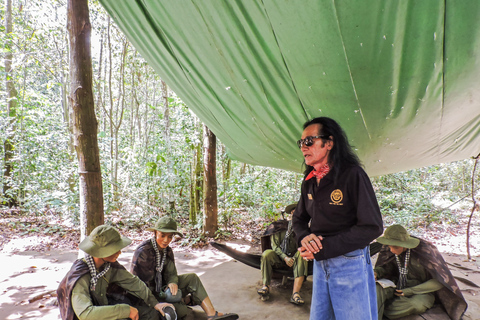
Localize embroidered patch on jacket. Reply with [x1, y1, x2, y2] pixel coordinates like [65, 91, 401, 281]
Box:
[308, 194, 313, 200]
[330, 189, 343, 205]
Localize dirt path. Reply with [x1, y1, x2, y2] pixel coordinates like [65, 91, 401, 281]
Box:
[1, 239, 479, 320]
[0, 243, 312, 320]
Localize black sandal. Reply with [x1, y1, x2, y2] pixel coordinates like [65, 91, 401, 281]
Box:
[257, 285, 269, 296]
[290, 292, 305, 305]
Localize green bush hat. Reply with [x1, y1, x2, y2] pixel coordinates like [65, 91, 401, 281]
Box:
[79, 224, 132, 258]
[377, 225, 420, 249]
[146, 216, 184, 237]
[284, 203, 297, 214]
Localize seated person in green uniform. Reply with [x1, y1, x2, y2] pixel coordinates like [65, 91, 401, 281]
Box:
[257, 203, 308, 305]
[374, 225, 467, 320]
[131, 216, 239, 320]
[57, 224, 174, 320]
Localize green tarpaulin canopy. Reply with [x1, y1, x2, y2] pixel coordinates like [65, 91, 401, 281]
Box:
[99, 0, 480, 176]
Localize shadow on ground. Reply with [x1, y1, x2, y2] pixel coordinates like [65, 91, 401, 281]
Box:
[0, 243, 479, 320]
[0, 244, 313, 320]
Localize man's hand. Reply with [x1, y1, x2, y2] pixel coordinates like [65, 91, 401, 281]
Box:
[394, 289, 404, 297]
[167, 283, 178, 295]
[300, 233, 323, 254]
[284, 256, 294, 267]
[154, 303, 175, 316]
[298, 246, 314, 261]
[129, 306, 139, 320]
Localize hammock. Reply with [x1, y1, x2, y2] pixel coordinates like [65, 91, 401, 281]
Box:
[211, 241, 383, 276]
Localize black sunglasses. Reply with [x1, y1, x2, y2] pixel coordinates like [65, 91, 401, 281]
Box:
[296, 135, 329, 148]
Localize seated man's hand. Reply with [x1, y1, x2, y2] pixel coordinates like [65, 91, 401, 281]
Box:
[167, 283, 178, 295]
[129, 306, 139, 320]
[154, 303, 175, 316]
[284, 256, 294, 267]
[394, 289, 404, 297]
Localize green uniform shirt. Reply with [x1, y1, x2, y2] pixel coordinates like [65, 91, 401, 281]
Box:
[160, 255, 179, 286]
[271, 230, 296, 260]
[72, 262, 159, 320]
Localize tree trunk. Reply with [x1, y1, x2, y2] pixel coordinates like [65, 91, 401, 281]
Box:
[129, 51, 137, 148]
[195, 142, 203, 217]
[3, 0, 17, 206]
[162, 80, 170, 142]
[161, 79, 174, 208]
[221, 146, 231, 227]
[102, 21, 127, 206]
[240, 163, 247, 177]
[106, 16, 116, 203]
[67, 0, 104, 238]
[190, 133, 203, 225]
[466, 153, 480, 260]
[56, 31, 76, 195]
[112, 39, 127, 204]
[189, 160, 196, 225]
[203, 125, 217, 236]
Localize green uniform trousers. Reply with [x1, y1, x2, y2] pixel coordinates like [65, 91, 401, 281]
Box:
[118, 305, 160, 320]
[260, 249, 307, 285]
[376, 284, 435, 319]
[171, 273, 208, 319]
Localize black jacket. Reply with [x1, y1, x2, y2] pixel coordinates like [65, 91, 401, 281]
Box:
[293, 165, 383, 260]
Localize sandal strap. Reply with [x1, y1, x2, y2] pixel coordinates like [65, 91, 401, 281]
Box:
[207, 311, 239, 320]
[207, 311, 219, 319]
[291, 292, 304, 304]
[257, 285, 269, 294]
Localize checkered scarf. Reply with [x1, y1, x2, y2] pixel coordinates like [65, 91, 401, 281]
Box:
[395, 249, 410, 290]
[151, 237, 167, 292]
[84, 254, 111, 291]
[280, 220, 294, 257]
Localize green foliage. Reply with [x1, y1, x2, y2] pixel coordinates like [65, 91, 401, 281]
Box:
[217, 164, 301, 223]
[8, 220, 66, 236]
[372, 160, 476, 228]
[1, 0, 477, 237]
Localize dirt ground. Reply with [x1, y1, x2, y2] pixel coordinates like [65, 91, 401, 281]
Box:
[0, 236, 480, 320]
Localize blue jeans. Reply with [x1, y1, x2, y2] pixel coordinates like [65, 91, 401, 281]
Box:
[310, 246, 377, 320]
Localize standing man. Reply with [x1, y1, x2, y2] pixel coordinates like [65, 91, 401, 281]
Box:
[292, 117, 383, 320]
[257, 203, 308, 305]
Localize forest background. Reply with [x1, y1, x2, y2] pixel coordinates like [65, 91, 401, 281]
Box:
[0, 0, 479, 252]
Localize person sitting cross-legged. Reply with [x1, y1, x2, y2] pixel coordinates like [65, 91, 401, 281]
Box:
[257, 203, 308, 305]
[57, 224, 175, 320]
[374, 224, 467, 320]
[131, 216, 239, 320]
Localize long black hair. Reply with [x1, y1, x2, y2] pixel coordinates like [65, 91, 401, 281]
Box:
[302, 117, 361, 183]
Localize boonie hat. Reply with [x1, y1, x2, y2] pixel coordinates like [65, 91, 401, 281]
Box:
[377, 225, 420, 249]
[284, 203, 297, 214]
[79, 224, 132, 258]
[146, 216, 183, 237]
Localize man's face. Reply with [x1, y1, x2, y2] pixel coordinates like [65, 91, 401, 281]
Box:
[156, 231, 174, 249]
[301, 124, 333, 170]
[103, 250, 121, 263]
[286, 209, 295, 220]
[388, 245, 407, 256]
